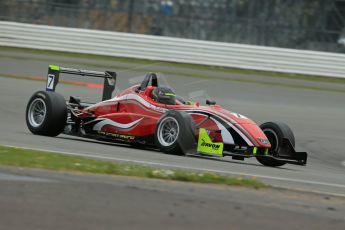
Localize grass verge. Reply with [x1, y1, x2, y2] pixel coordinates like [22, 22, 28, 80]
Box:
[0, 145, 265, 188]
[1, 46, 345, 85]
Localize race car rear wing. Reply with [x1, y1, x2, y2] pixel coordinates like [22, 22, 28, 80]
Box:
[46, 65, 117, 101]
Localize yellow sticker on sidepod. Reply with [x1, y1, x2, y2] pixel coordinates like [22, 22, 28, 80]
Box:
[197, 128, 224, 156]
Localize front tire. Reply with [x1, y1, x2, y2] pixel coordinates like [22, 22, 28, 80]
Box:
[26, 91, 67, 137]
[155, 111, 196, 155]
[256, 121, 295, 167]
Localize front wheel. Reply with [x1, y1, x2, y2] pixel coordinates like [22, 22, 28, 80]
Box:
[256, 121, 295, 167]
[155, 111, 196, 155]
[26, 91, 67, 137]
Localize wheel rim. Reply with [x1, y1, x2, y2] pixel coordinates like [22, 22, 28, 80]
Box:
[157, 117, 179, 147]
[28, 98, 47, 127]
[263, 128, 279, 154]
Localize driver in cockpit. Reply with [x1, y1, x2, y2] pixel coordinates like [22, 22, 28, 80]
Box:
[151, 86, 176, 105]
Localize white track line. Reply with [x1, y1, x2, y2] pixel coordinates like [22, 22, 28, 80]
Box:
[3, 145, 345, 191]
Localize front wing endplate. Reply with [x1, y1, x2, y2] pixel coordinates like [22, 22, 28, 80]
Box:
[197, 128, 224, 157]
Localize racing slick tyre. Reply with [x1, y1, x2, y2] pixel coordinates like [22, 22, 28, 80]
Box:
[256, 121, 295, 167]
[155, 110, 196, 155]
[26, 91, 67, 137]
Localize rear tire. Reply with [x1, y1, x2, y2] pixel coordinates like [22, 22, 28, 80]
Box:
[256, 121, 295, 167]
[26, 91, 67, 137]
[155, 111, 196, 155]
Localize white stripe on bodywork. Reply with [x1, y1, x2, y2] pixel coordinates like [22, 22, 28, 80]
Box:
[210, 117, 235, 145]
[184, 109, 254, 146]
[107, 94, 167, 113]
[188, 112, 234, 145]
[105, 94, 253, 145]
[93, 118, 144, 131]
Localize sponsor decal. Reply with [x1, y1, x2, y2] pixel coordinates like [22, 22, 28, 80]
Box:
[98, 131, 135, 140]
[146, 103, 167, 113]
[200, 138, 221, 150]
[197, 128, 224, 156]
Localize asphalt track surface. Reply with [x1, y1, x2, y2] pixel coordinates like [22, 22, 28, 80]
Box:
[1, 167, 345, 230]
[0, 49, 345, 228]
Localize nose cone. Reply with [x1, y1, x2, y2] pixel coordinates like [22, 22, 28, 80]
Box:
[201, 107, 271, 148]
[239, 123, 271, 148]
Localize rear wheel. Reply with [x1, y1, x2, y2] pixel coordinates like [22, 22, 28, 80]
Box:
[26, 91, 67, 137]
[155, 111, 196, 155]
[256, 121, 295, 167]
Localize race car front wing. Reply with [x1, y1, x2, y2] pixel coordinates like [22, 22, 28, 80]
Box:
[196, 128, 307, 166]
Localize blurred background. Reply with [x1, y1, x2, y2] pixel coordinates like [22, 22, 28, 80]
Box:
[1, 0, 345, 53]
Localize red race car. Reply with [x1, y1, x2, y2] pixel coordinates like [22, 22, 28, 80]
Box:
[26, 65, 307, 167]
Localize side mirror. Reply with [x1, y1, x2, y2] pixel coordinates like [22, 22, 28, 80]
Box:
[206, 99, 216, 105]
